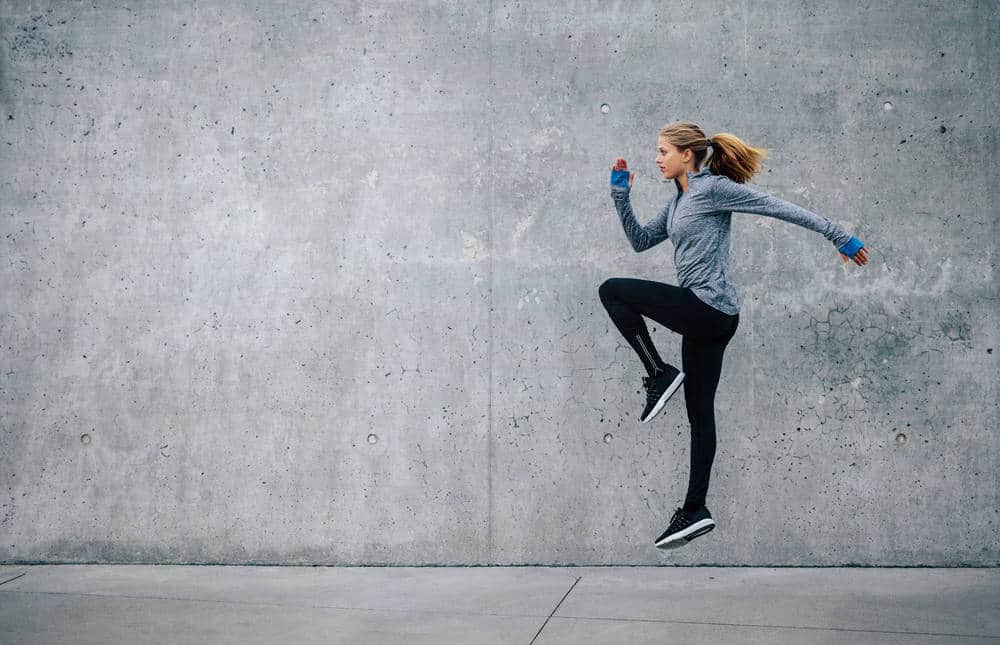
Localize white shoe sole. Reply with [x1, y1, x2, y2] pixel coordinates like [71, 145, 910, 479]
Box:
[655, 518, 715, 549]
[640, 371, 685, 423]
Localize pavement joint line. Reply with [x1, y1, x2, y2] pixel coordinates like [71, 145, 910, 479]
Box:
[550, 614, 1000, 640]
[529, 575, 582, 645]
[0, 573, 26, 586]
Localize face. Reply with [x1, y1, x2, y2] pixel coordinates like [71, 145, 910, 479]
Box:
[656, 137, 692, 180]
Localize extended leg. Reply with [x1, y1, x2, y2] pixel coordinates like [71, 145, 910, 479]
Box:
[681, 329, 735, 511]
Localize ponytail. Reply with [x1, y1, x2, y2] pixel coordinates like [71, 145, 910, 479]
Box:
[706, 132, 768, 183]
[659, 122, 768, 184]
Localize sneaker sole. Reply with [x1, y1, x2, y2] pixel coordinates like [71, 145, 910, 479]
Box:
[654, 518, 715, 549]
[640, 371, 685, 423]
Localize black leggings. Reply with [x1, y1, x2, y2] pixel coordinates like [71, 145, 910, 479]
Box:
[598, 278, 739, 511]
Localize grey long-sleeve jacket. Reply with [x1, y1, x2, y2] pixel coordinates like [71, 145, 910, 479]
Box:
[610, 166, 854, 316]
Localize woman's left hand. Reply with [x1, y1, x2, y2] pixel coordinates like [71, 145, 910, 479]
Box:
[841, 246, 870, 266]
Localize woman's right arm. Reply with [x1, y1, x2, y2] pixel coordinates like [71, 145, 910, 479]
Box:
[611, 169, 670, 253]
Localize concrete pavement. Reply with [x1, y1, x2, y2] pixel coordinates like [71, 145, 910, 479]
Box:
[1, 565, 998, 644]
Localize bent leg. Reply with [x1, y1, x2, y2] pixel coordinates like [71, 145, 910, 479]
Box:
[598, 278, 696, 376]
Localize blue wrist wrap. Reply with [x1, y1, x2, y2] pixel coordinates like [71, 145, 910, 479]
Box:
[838, 236, 864, 258]
[610, 169, 630, 189]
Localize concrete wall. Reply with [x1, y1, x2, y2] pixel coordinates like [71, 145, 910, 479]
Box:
[1, 0, 997, 566]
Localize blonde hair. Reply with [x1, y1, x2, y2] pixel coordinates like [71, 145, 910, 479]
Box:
[658, 122, 768, 184]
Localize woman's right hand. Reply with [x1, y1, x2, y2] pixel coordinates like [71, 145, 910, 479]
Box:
[611, 157, 635, 189]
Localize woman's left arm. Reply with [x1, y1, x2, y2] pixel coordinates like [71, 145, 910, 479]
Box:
[711, 175, 868, 264]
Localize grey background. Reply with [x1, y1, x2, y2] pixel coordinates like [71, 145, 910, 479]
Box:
[0, 1, 996, 566]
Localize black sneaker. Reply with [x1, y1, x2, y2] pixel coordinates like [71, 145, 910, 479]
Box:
[639, 365, 685, 423]
[654, 506, 715, 549]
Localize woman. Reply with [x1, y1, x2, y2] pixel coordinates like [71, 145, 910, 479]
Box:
[599, 122, 870, 549]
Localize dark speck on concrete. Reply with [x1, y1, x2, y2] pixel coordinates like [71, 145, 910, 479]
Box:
[939, 126, 947, 133]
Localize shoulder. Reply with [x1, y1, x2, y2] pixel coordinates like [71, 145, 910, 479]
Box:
[709, 173, 758, 197]
[700, 173, 730, 199]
